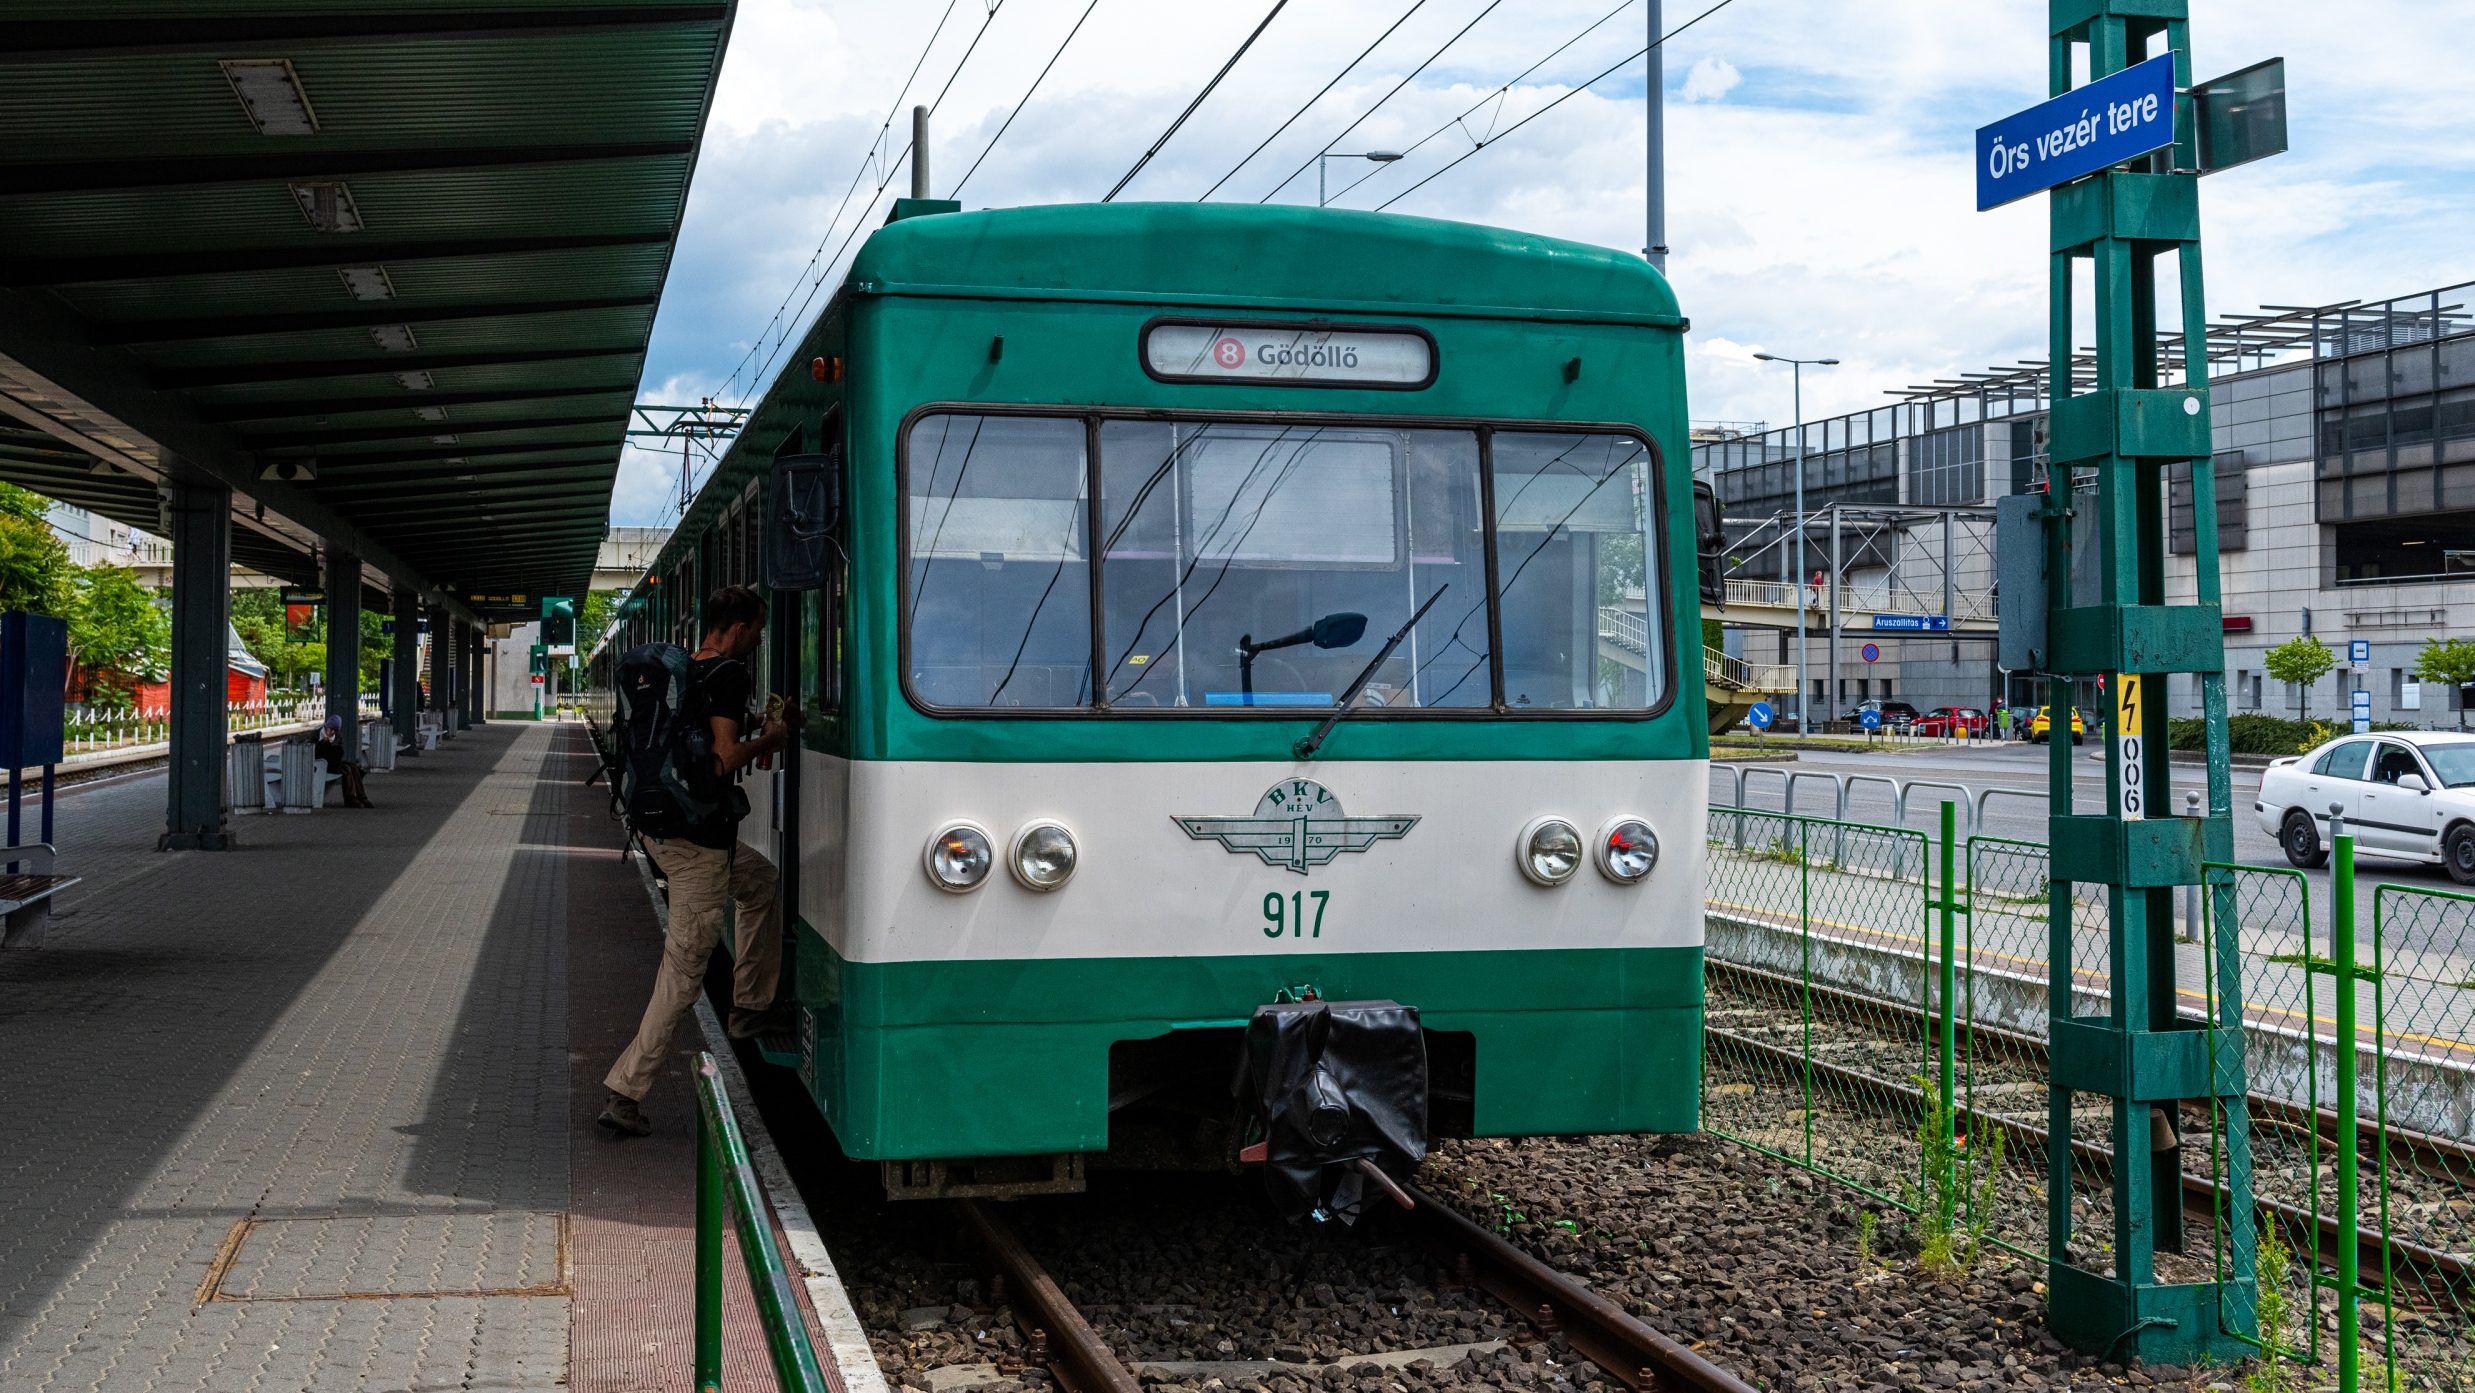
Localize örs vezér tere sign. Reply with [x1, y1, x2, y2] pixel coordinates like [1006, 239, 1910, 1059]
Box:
[1976, 52, 2177, 211]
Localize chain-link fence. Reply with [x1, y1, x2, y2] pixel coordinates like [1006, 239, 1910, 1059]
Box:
[2365, 883, 2475, 1393]
[1701, 805, 2475, 1391]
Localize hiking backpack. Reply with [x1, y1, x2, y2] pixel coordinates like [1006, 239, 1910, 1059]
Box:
[613, 642, 721, 840]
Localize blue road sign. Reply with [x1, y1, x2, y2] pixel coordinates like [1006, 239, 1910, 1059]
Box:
[2349, 639, 2372, 666]
[2351, 687, 2373, 734]
[1747, 701, 1774, 731]
[1871, 615, 1950, 632]
[1858, 708, 1883, 732]
[1977, 52, 2178, 211]
[1860, 642, 1881, 663]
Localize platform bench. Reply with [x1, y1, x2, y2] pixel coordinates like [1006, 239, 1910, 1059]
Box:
[0, 845, 79, 949]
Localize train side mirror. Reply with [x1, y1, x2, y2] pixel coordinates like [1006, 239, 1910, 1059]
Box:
[1311, 612, 1367, 649]
[1692, 479, 1726, 606]
[765, 452, 839, 592]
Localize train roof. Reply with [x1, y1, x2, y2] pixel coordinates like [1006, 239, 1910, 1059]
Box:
[849, 201, 1684, 328]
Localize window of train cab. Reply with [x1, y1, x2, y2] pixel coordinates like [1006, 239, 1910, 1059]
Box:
[897, 408, 1672, 722]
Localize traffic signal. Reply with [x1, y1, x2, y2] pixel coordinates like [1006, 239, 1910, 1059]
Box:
[541, 595, 575, 648]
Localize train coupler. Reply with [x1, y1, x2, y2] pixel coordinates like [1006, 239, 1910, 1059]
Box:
[1241, 998, 1428, 1224]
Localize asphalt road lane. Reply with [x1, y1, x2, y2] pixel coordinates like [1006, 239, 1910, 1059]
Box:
[1709, 740, 2470, 939]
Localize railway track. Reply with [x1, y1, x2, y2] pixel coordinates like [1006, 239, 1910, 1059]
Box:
[1703, 958, 2475, 1306]
[949, 1188, 1761, 1393]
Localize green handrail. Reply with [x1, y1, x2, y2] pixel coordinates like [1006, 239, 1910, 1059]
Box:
[694, 1051, 831, 1393]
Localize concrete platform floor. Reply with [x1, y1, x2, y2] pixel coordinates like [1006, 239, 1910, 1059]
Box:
[0, 721, 831, 1392]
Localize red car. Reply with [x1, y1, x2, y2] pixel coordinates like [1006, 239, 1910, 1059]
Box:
[1909, 706, 1988, 737]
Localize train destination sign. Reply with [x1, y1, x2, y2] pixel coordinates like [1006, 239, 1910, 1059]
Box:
[1144, 322, 1434, 388]
[1975, 51, 2177, 210]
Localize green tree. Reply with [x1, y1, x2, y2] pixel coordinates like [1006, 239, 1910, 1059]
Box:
[0, 483, 75, 618]
[2263, 635, 2335, 725]
[359, 609, 392, 690]
[67, 566, 170, 702]
[2414, 636, 2475, 731]
[580, 589, 626, 649]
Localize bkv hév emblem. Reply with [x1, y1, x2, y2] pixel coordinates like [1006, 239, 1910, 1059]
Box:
[1176, 779, 1417, 875]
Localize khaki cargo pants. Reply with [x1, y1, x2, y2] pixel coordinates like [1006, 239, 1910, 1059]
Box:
[604, 836, 782, 1102]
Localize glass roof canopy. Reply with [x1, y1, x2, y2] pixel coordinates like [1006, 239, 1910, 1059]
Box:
[0, 2, 733, 618]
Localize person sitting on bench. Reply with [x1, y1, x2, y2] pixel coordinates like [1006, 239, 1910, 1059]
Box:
[315, 715, 375, 808]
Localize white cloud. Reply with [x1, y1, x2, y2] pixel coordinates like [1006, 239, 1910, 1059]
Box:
[610, 0, 2475, 525]
[1679, 56, 1740, 104]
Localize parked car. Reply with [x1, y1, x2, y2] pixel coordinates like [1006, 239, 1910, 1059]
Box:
[1910, 706, 1988, 737]
[1843, 699, 1921, 731]
[2256, 732, 2475, 882]
[2027, 705, 2085, 745]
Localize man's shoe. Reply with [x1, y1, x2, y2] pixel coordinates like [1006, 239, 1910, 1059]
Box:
[596, 1091, 651, 1137]
[728, 1003, 792, 1040]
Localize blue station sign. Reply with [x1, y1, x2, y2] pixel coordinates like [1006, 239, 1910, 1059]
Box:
[1870, 615, 1950, 632]
[1976, 52, 2177, 211]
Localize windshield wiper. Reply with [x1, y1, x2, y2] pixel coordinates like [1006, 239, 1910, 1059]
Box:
[1293, 584, 1448, 761]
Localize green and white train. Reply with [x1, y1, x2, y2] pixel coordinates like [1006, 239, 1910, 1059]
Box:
[590, 200, 1716, 1208]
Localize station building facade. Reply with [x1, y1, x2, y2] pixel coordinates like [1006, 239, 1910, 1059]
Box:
[1693, 280, 2475, 729]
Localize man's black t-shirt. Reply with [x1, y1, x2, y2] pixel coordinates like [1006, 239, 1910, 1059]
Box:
[681, 654, 754, 849]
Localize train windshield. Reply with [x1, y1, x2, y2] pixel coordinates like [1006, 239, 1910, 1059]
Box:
[903, 413, 1665, 714]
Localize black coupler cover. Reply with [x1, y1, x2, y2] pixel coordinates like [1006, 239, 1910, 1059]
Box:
[1244, 999, 1428, 1223]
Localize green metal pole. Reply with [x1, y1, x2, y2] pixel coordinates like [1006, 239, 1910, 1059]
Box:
[1800, 820, 1815, 1168]
[1938, 799, 1959, 1225]
[696, 1089, 724, 1393]
[2332, 815, 2360, 1393]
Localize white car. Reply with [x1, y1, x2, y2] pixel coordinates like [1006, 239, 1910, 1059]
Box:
[2254, 731, 2475, 883]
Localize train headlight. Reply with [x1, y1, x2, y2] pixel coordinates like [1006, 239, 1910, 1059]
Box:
[1009, 821, 1078, 891]
[1595, 817, 1659, 884]
[925, 823, 994, 892]
[1516, 816, 1583, 886]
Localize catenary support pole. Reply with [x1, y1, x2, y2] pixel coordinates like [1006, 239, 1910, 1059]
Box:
[323, 548, 360, 759]
[1644, 0, 1666, 271]
[1828, 507, 1843, 713]
[160, 471, 231, 850]
[1792, 366, 1808, 732]
[2039, 0, 2250, 1363]
[392, 590, 422, 754]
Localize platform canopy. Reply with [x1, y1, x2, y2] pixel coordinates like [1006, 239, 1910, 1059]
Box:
[0, 1, 732, 619]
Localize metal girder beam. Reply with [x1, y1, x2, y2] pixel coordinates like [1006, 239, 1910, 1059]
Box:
[1, 233, 672, 288]
[270, 438, 617, 469]
[198, 383, 638, 424]
[246, 413, 626, 448]
[91, 296, 658, 345]
[0, 6, 730, 59]
[156, 346, 637, 388]
[314, 468, 610, 497]
[0, 283, 480, 622]
[1, 141, 695, 197]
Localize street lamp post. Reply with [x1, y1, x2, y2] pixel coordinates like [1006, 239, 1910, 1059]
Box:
[1754, 352, 1839, 733]
[1318, 150, 1403, 206]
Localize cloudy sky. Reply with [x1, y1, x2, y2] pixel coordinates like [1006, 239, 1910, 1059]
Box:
[611, 0, 2475, 525]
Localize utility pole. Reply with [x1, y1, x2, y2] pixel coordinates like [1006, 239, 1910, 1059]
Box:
[912, 105, 930, 199]
[1644, 0, 1667, 270]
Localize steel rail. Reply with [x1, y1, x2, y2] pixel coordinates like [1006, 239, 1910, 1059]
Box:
[952, 1200, 1141, 1393]
[1397, 1182, 1762, 1393]
[1705, 1022, 2474, 1304]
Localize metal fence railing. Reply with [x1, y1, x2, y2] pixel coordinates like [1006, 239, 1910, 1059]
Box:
[1700, 798, 2475, 1392]
[694, 1051, 828, 1393]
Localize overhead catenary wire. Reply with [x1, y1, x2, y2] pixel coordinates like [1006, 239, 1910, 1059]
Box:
[1102, 0, 1292, 202]
[709, 0, 962, 410]
[1374, 0, 1739, 212]
[1321, 0, 1639, 208]
[1252, 0, 1505, 205]
[953, 0, 1102, 198]
[729, 1, 1015, 414]
[1192, 0, 1432, 202]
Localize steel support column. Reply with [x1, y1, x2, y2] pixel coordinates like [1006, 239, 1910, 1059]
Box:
[2039, 0, 2249, 1364]
[392, 590, 422, 754]
[159, 472, 230, 850]
[463, 626, 483, 728]
[323, 548, 360, 759]
[428, 603, 454, 739]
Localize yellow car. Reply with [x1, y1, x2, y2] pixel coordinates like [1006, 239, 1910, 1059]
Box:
[2028, 705, 2085, 745]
